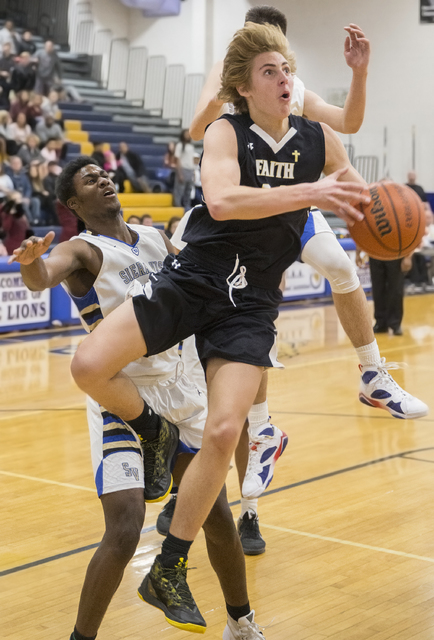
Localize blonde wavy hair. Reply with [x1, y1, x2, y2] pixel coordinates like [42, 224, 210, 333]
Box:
[218, 22, 296, 114]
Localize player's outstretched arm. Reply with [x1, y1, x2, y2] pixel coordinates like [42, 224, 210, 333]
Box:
[202, 119, 369, 223]
[303, 24, 369, 134]
[11, 232, 100, 291]
[189, 60, 226, 141]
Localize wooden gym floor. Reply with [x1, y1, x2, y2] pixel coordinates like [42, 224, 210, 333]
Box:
[1, 293, 434, 640]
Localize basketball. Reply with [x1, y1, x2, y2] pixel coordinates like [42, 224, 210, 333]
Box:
[349, 182, 426, 260]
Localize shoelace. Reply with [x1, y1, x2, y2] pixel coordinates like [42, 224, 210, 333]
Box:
[226, 254, 247, 307]
[372, 358, 410, 398]
[246, 434, 275, 474]
[160, 564, 197, 605]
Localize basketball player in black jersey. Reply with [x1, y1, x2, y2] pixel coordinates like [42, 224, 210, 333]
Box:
[70, 23, 371, 636]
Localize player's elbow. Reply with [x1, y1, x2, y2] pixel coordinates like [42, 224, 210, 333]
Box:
[189, 123, 204, 142]
[207, 198, 228, 221]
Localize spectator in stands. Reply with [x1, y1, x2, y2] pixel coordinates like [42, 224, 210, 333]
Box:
[10, 89, 31, 122]
[41, 89, 61, 120]
[8, 112, 32, 147]
[28, 161, 57, 225]
[165, 215, 181, 239]
[0, 20, 19, 55]
[7, 155, 40, 224]
[17, 133, 44, 167]
[406, 171, 433, 214]
[11, 52, 36, 94]
[116, 141, 151, 193]
[163, 140, 177, 190]
[0, 42, 14, 104]
[56, 199, 80, 243]
[26, 93, 44, 129]
[126, 214, 142, 225]
[40, 138, 59, 163]
[173, 128, 195, 210]
[91, 141, 105, 168]
[102, 149, 118, 182]
[34, 40, 62, 96]
[141, 214, 153, 226]
[0, 195, 31, 254]
[54, 82, 83, 104]
[18, 30, 36, 56]
[36, 116, 67, 158]
[0, 160, 14, 197]
[42, 160, 62, 207]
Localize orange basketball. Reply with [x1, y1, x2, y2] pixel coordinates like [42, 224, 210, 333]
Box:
[349, 182, 425, 260]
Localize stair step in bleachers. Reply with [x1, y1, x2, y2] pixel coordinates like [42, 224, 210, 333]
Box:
[133, 125, 182, 137]
[112, 114, 177, 127]
[62, 110, 113, 122]
[96, 106, 168, 118]
[59, 102, 93, 111]
[80, 122, 134, 134]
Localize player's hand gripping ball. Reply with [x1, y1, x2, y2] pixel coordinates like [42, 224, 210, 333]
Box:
[349, 181, 425, 260]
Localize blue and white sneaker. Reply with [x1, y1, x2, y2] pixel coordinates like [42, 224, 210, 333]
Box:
[359, 358, 429, 419]
[242, 424, 288, 499]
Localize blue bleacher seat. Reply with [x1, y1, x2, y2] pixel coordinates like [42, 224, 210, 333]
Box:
[81, 122, 133, 134]
[59, 102, 93, 112]
[61, 111, 113, 123]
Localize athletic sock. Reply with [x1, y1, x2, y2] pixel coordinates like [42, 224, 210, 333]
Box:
[355, 340, 382, 367]
[127, 402, 160, 441]
[240, 497, 258, 517]
[161, 532, 193, 568]
[71, 627, 97, 640]
[226, 602, 251, 622]
[248, 401, 269, 437]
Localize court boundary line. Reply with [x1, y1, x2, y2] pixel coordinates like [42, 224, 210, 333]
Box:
[2, 446, 434, 578]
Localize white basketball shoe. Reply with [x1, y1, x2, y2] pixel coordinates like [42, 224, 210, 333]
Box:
[242, 424, 288, 499]
[359, 358, 429, 419]
[222, 610, 265, 640]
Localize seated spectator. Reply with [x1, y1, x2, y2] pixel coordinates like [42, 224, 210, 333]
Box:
[163, 141, 177, 190]
[102, 149, 118, 182]
[41, 89, 61, 120]
[116, 141, 150, 193]
[8, 112, 32, 146]
[35, 115, 64, 145]
[91, 141, 105, 168]
[17, 133, 44, 167]
[18, 30, 36, 56]
[28, 161, 57, 225]
[34, 40, 62, 96]
[53, 82, 83, 104]
[10, 89, 31, 122]
[0, 42, 14, 108]
[7, 155, 40, 224]
[42, 160, 62, 205]
[173, 129, 195, 210]
[0, 160, 14, 198]
[126, 215, 142, 225]
[165, 215, 181, 239]
[40, 138, 59, 163]
[0, 20, 20, 55]
[26, 93, 44, 129]
[141, 214, 153, 226]
[0, 110, 15, 156]
[55, 199, 79, 243]
[0, 194, 31, 254]
[11, 52, 36, 94]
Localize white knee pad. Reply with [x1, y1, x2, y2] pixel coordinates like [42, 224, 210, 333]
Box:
[301, 231, 360, 294]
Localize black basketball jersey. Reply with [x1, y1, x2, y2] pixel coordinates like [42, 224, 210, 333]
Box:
[181, 112, 325, 289]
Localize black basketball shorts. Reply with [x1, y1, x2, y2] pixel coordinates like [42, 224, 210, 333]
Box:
[132, 253, 283, 369]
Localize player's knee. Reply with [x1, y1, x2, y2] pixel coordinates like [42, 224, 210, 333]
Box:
[326, 254, 360, 294]
[105, 519, 142, 563]
[205, 417, 243, 456]
[71, 343, 103, 392]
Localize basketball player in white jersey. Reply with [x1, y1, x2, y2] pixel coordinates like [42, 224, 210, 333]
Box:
[11, 156, 261, 639]
[181, 5, 428, 555]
